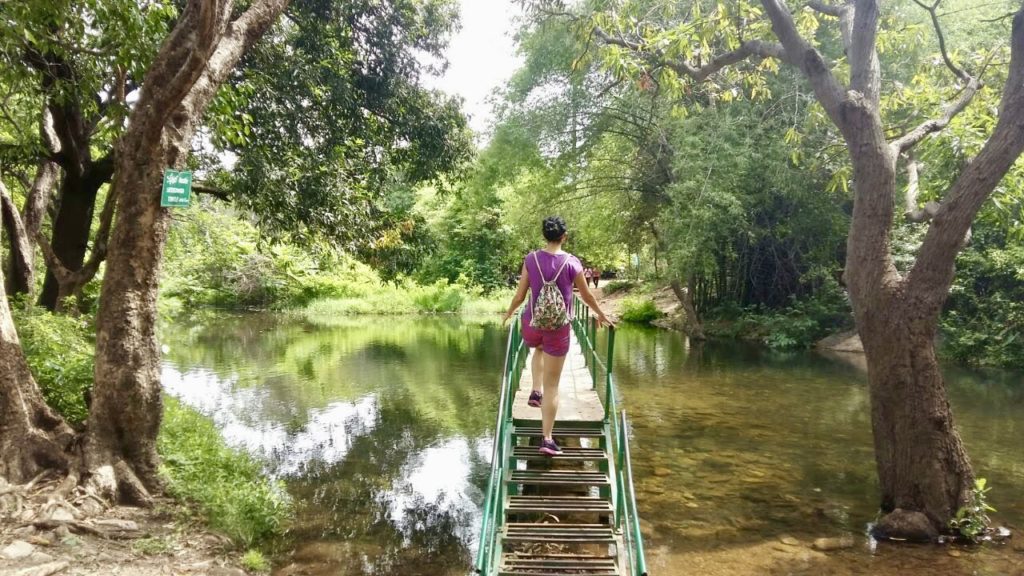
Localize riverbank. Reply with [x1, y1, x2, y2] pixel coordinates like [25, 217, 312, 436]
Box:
[0, 400, 286, 576]
[0, 492, 258, 576]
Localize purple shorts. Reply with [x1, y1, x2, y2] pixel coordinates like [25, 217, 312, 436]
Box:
[522, 323, 571, 357]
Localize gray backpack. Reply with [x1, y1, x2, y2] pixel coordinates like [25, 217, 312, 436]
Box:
[530, 252, 570, 330]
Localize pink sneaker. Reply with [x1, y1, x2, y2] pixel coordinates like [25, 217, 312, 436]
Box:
[527, 391, 543, 407]
[539, 438, 563, 456]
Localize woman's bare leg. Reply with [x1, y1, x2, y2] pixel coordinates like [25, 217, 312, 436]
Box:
[540, 351, 568, 439]
[531, 348, 543, 395]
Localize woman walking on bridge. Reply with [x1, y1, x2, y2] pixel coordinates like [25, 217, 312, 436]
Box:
[503, 216, 613, 456]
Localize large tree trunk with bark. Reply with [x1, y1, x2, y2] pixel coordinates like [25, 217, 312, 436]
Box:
[859, 294, 974, 539]
[38, 162, 111, 310]
[0, 250, 75, 484]
[83, 0, 289, 504]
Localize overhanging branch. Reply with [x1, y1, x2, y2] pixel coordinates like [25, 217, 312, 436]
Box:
[593, 27, 790, 83]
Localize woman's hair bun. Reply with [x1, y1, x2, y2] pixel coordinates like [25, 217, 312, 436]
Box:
[542, 216, 567, 241]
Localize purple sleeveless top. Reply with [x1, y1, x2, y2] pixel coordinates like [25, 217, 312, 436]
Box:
[522, 250, 583, 326]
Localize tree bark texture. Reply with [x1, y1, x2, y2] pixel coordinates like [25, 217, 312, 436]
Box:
[1, 186, 34, 296]
[3, 161, 58, 297]
[38, 161, 111, 310]
[85, 0, 289, 503]
[0, 251, 74, 483]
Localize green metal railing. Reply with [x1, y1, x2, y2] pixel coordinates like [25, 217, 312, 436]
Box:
[476, 316, 526, 575]
[476, 302, 646, 576]
[573, 295, 648, 576]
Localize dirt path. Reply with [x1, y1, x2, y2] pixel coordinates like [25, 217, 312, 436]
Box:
[1, 478, 252, 576]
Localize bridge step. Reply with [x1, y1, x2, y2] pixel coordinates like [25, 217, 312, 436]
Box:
[507, 469, 610, 487]
[506, 495, 614, 515]
[512, 425, 605, 439]
[501, 523, 617, 544]
[511, 446, 608, 462]
[499, 553, 619, 575]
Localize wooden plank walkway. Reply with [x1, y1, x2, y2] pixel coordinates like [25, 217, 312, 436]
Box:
[497, 330, 627, 576]
[511, 332, 605, 423]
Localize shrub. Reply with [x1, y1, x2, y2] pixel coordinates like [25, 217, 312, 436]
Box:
[12, 305, 94, 425]
[601, 280, 634, 295]
[620, 297, 664, 324]
[411, 281, 464, 313]
[241, 549, 272, 573]
[158, 397, 291, 548]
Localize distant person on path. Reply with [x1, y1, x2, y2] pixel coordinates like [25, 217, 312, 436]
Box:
[592, 267, 602, 289]
[503, 216, 614, 455]
[583, 267, 593, 288]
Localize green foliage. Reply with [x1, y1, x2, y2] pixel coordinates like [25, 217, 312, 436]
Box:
[411, 281, 465, 314]
[212, 0, 473, 247]
[162, 204, 377, 311]
[620, 297, 664, 324]
[949, 478, 995, 542]
[158, 397, 292, 549]
[240, 549, 272, 573]
[709, 280, 852, 349]
[601, 280, 635, 295]
[11, 304, 94, 425]
[303, 281, 509, 321]
[941, 240, 1024, 367]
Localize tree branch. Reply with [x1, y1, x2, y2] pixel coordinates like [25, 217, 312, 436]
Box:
[807, 1, 848, 18]
[193, 183, 230, 201]
[912, 0, 970, 82]
[908, 5, 1024, 296]
[593, 27, 791, 83]
[902, 153, 941, 222]
[760, 0, 848, 123]
[889, 75, 983, 154]
[849, 0, 882, 105]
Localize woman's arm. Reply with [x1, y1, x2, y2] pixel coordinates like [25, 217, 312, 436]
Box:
[573, 271, 615, 327]
[503, 265, 530, 324]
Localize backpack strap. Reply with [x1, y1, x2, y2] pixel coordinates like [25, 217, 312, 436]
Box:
[532, 251, 570, 284]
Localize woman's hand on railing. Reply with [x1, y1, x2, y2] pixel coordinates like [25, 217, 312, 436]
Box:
[595, 311, 616, 329]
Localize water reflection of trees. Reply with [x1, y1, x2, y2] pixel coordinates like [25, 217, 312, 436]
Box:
[285, 402, 479, 575]
[161, 314, 503, 435]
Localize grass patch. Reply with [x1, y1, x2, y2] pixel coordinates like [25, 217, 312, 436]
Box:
[620, 297, 665, 324]
[241, 549, 272, 573]
[132, 536, 174, 556]
[302, 281, 509, 324]
[158, 397, 291, 549]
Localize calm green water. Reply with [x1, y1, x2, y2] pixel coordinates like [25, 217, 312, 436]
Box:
[161, 314, 1024, 576]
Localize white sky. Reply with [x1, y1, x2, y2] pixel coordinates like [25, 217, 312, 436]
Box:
[425, 0, 523, 139]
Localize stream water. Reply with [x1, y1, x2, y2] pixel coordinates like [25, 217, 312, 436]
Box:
[160, 313, 1024, 575]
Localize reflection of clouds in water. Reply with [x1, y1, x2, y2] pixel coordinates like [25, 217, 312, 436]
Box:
[161, 363, 378, 476]
[388, 439, 481, 549]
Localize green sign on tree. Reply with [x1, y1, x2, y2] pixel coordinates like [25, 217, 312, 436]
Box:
[160, 169, 192, 208]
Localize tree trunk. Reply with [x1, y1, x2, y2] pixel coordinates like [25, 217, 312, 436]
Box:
[1, 189, 34, 296]
[84, 0, 289, 504]
[0, 251, 75, 484]
[858, 292, 973, 538]
[670, 277, 704, 340]
[38, 167, 108, 310]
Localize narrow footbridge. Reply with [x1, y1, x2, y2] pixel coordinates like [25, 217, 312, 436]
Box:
[476, 296, 647, 576]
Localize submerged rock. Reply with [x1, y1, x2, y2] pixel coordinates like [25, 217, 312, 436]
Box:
[873, 509, 939, 542]
[816, 330, 863, 352]
[812, 535, 855, 551]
